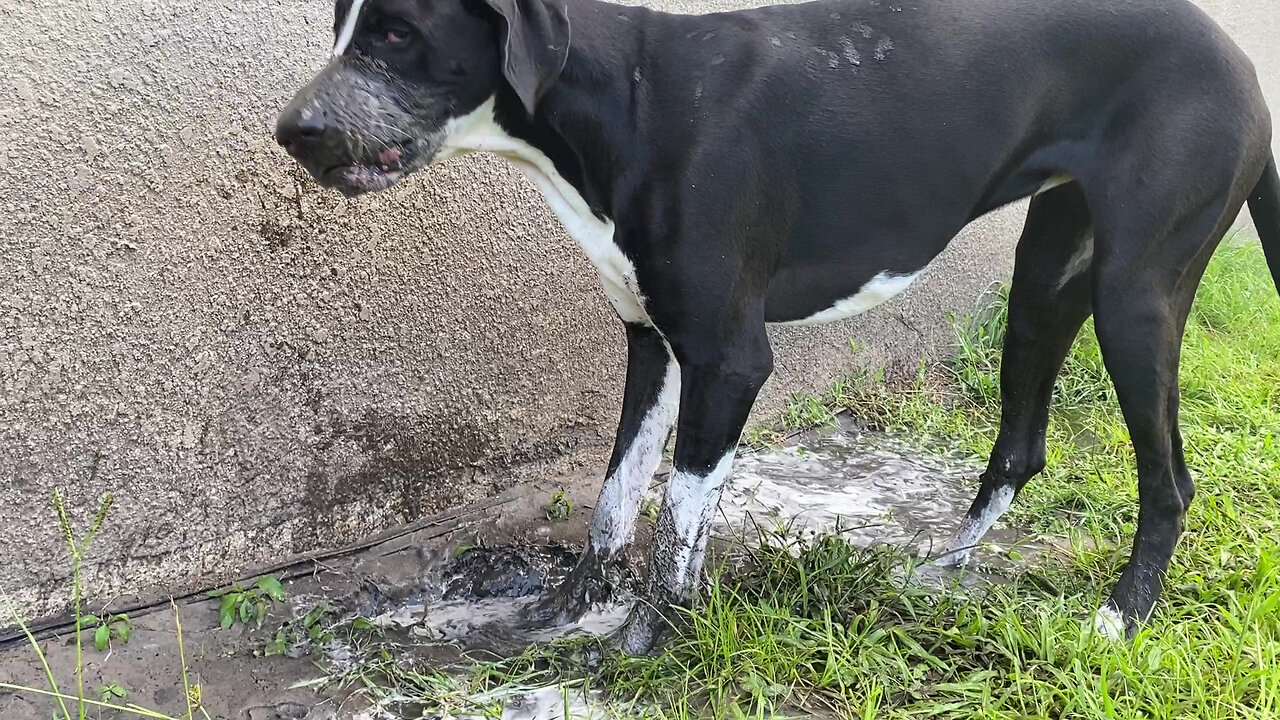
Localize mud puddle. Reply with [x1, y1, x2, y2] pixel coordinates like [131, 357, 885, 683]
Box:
[365, 544, 632, 658]
[715, 418, 1046, 566]
[0, 421, 1048, 720]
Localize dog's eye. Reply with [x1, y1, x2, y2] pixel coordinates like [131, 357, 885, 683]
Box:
[375, 20, 414, 46]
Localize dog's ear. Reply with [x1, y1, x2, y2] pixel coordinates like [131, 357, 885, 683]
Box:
[482, 0, 570, 116]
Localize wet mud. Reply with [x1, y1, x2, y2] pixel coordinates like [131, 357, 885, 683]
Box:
[0, 422, 1051, 719]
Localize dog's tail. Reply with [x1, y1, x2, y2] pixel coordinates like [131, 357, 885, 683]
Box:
[1247, 153, 1280, 295]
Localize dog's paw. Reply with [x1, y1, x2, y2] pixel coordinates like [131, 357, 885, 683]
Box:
[524, 586, 591, 627]
[932, 544, 973, 569]
[523, 566, 609, 627]
[1089, 604, 1128, 641]
[614, 602, 672, 656]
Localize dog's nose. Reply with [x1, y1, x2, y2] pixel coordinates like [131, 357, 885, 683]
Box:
[275, 107, 327, 151]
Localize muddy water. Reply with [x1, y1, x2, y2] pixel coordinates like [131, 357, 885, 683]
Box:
[362, 422, 1041, 719]
[0, 424, 1047, 720]
[716, 420, 984, 548]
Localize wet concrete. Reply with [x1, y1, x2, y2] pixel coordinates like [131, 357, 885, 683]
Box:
[0, 423, 1048, 719]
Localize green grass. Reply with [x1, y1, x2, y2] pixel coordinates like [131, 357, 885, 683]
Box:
[2, 491, 208, 720]
[691, 240, 1280, 718]
[341, 241, 1279, 718]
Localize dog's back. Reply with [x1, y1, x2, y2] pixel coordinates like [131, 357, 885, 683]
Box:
[597, 0, 1269, 321]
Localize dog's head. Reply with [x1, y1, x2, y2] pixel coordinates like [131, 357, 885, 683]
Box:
[275, 0, 569, 197]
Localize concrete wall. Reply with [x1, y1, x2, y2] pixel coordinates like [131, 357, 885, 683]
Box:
[1, 0, 1276, 620]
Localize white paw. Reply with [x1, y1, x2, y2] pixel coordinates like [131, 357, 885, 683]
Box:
[1091, 605, 1126, 641]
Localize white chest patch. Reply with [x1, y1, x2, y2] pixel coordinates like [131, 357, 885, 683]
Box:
[433, 98, 651, 325]
[777, 271, 921, 326]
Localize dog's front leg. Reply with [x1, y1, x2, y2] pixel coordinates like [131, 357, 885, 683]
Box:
[618, 321, 774, 655]
[529, 323, 678, 625]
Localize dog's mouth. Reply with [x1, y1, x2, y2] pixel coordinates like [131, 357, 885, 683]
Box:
[322, 164, 404, 197]
[319, 145, 424, 197]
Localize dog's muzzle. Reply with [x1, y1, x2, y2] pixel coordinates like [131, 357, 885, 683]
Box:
[275, 103, 411, 197]
[274, 60, 444, 198]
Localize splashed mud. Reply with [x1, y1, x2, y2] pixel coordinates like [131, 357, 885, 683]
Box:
[0, 422, 1048, 720]
[719, 422, 982, 545]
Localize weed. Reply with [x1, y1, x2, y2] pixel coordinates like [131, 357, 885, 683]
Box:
[53, 489, 113, 719]
[0, 492, 206, 720]
[743, 369, 893, 451]
[97, 682, 128, 704]
[545, 489, 574, 522]
[263, 602, 338, 658]
[78, 612, 132, 652]
[207, 575, 286, 630]
[740, 425, 785, 451]
[780, 393, 838, 433]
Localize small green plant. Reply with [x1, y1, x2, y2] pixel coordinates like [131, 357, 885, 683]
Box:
[78, 612, 132, 652]
[1, 491, 206, 720]
[97, 682, 127, 704]
[56, 490, 112, 720]
[741, 425, 785, 451]
[264, 602, 337, 657]
[545, 489, 574, 521]
[208, 576, 286, 630]
[640, 497, 662, 524]
[781, 393, 838, 431]
[743, 380, 869, 453]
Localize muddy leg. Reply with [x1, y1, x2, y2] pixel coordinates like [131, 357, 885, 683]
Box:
[940, 184, 1094, 567]
[528, 323, 678, 625]
[617, 323, 773, 654]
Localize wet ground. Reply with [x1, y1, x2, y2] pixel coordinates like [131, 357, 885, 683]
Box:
[0, 421, 1052, 720]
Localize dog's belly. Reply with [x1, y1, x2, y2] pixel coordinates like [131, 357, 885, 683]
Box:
[770, 271, 921, 326]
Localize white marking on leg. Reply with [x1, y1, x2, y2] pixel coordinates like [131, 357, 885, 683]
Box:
[432, 98, 651, 325]
[938, 483, 1015, 567]
[333, 0, 367, 57]
[777, 271, 920, 326]
[659, 451, 735, 600]
[588, 359, 680, 555]
[1055, 235, 1094, 292]
[1092, 604, 1126, 641]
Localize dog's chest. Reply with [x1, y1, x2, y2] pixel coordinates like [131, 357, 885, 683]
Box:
[510, 162, 651, 325]
[437, 101, 651, 325]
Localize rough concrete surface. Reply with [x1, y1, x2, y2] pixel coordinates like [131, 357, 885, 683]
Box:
[1, 0, 1277, 622]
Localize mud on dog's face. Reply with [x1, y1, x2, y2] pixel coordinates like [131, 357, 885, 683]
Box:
[275, 0, 569, 197]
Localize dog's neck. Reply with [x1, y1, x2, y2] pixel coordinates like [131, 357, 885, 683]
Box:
[496, 0, 657, 221]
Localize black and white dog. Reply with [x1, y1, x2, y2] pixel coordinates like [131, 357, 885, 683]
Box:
[276, 0, 1280, 653]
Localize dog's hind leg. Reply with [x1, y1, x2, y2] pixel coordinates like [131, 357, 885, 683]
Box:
[529, 323, 679, 625]
[1087, 187, 1243, 639]
[939, 183, 1095, 567]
